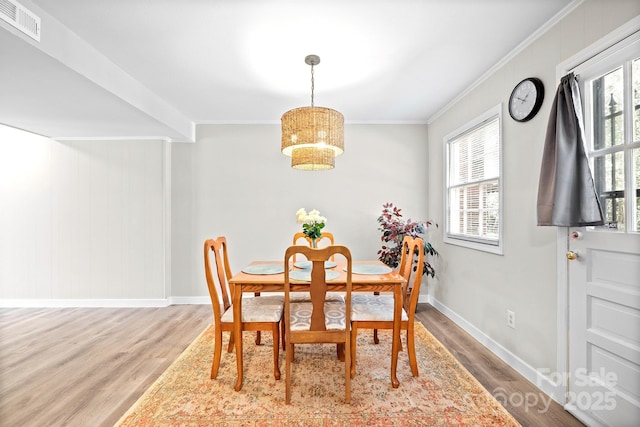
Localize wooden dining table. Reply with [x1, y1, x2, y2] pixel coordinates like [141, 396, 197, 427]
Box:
[228, 259, 406, 392]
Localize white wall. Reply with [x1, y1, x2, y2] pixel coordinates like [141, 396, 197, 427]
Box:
[426, 0, 640, 376]
[171, 124, 430, 297]
[0, 128, 167, 302]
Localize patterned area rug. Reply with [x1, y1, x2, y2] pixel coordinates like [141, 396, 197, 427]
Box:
[115, 322, 520, 426]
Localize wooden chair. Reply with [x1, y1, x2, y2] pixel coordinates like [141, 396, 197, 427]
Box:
[290, 230, 342, 300]
[283, 245, 352, 404]
[203, 237, 283, 382]
[350, 236, 424, 379]
[289, 231, 344, 354]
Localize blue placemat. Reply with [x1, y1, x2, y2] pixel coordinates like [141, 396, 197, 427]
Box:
[293, 260, 338, 269]
[241, 263, 285, 275]
[289, 270, 340, 282]
[346, 264, 393, 275]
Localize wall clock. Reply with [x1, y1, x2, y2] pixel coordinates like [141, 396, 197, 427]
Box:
[508, 77, 544, 122]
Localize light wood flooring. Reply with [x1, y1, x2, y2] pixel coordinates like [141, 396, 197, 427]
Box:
[0, 304, 583, 426]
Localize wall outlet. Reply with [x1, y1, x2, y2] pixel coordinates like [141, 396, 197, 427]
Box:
[507, 310, 516, 329]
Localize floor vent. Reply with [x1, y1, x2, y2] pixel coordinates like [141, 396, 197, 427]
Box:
[0, 0, 40, 41]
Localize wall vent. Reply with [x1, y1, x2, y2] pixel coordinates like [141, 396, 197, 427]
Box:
[0, 0, 40, 41]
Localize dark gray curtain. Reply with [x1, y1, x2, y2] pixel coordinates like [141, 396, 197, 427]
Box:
[537, 73, 604, 226]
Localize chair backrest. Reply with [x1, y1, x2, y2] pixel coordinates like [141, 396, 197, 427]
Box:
[203, 237, 233, 326]
[292, 232, 336, 262]
[284, 245, 352, 333]
[397, 236, 425, 319]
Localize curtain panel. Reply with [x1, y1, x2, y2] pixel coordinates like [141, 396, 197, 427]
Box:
[537, 73, 604, 227]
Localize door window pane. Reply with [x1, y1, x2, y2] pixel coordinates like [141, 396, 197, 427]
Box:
[594, 151, 625, 230]
[593, 67, 624, 150]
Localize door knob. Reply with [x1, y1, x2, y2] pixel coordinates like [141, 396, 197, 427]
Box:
[566, 251, 579, 260]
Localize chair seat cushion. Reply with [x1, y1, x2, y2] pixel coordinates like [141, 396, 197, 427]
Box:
[221, 295, 284, 323]
[289, 300, 346, 331]
[351, 294, 408, 322]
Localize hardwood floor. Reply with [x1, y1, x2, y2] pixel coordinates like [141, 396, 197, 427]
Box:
[0, 304, 583, 426]
[0, 305, 212, 427]
[415, 305, 584, 427]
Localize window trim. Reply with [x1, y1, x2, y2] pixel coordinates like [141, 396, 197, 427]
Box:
[443, 104, 504, 255]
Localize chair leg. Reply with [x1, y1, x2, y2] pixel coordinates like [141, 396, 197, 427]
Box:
[373, 293, 381, 345]
[227, 330, 235, 353]
[336, 343, 345, 361]
[350, 325, 357, 379]
[407, 324, 418, 377]
[272, 324, 281, 380]
[281, 319, 286, 351]
[285, 342, 293, 404]
[345, 338, 351, 404]
[254, 293, 262, 345]
[211, 328, 223, 379]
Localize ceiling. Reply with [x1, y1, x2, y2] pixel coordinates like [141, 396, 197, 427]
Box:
[0, 0, 575, 142]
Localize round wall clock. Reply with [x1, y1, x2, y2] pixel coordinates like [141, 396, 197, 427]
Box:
[508, 77, 544, 122]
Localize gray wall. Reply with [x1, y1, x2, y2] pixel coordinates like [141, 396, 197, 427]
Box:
[170, 124, 430, 297]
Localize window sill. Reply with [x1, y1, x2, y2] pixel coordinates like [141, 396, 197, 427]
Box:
[443, 236, 503, 255]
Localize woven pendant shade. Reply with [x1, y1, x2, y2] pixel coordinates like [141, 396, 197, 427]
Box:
[291, 146, 335, 171]
[281, 106, 344, 156]
[281, 55, 344, 171]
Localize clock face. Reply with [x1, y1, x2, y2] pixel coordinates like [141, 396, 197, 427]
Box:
[509, 78, 544, 122]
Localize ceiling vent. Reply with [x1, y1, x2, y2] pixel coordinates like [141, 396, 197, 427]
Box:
[0, 0, 40, 41]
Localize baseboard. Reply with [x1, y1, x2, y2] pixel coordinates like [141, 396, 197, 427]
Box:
[428, 296, 566, 404]
[0, 296, 229, 307]
[0, 298, 172, 308]
[169, 296, 210, 305]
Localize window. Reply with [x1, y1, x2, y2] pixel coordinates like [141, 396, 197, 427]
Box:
[444, 105, 502, 253]
[578, 33, 640, 233]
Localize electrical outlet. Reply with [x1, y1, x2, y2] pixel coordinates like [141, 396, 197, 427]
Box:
[507, 310, 516, 329]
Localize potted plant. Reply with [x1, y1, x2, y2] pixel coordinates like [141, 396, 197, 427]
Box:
[377, 202, 438, 277]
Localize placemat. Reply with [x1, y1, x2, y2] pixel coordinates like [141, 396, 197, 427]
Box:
[293, 260, 338, 269]
[289, 270, 341, 282]
[241, 263, 285, 275]
[346, 264, 393, 275]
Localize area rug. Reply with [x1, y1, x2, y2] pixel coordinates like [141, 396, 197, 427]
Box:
[115, 322, 520, 426]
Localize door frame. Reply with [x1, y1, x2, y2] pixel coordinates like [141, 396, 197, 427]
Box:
[554, 14, 640, 411]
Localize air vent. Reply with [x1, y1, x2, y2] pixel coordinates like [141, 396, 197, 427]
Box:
[0, 0, 40, 41]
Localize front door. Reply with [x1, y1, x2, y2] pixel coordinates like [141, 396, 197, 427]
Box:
[566, 31, 640, 426]
[567, 228, 639, 426]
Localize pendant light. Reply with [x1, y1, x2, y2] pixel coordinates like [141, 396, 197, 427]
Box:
[281, 55, 344, 171]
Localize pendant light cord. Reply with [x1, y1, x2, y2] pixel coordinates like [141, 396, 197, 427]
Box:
[310, 63, 315, 107]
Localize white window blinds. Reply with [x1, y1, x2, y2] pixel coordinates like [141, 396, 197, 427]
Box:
[446, 111, 501, 248]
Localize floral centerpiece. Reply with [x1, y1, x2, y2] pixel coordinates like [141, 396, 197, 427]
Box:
[296, 208, 326, 247]
[377, 202, 438, 277]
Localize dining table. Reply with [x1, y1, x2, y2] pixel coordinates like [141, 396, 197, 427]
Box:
[228, 259, 406, 392]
